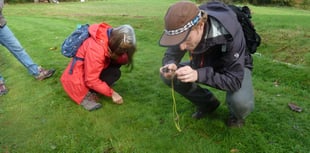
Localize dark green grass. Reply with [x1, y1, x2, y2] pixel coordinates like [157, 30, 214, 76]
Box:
[0, 1, 309, 153]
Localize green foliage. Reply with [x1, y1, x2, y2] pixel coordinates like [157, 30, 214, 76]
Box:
[197, 0, 310, 8]
[0, 1, 309, 153]
[5, 0, 30, 3]
[4, 0, 95, 4]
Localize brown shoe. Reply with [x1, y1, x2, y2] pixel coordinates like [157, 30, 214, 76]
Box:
[192, 97, 220, 119]
[226, 115, 245, 128]
[35, 66, 56, 81]
[0, 80, 8, 96]
[80, 92, 102, 111]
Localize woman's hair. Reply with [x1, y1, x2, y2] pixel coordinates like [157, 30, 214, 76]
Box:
[109, 24, 137, 70]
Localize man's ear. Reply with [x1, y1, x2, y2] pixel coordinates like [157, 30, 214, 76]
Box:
[198, 22, 205, 30]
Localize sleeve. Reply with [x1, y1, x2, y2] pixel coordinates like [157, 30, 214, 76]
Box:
[162, 46, 186, 66]
[197, 39, 246, 92]
[83, 45, 114, 97]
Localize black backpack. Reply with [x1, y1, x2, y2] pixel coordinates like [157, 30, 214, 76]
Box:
[228, 5, 261, 54]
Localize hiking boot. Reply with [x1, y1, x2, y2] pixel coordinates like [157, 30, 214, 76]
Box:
[192, 97, 220, 119]
[35, 66, 56, 81]
[80, 92, 102, 111]
[0, 80, 8, 96]
[226, 115, 245, 128]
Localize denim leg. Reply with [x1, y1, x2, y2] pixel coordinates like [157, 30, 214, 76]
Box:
[0, 74, 3, 82]
[0, 25, 39, 76]
[226, 68, 254, 119]
[161, 74, 215, 108]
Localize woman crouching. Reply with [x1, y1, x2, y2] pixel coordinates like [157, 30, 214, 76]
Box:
[60, 23, 136, 111]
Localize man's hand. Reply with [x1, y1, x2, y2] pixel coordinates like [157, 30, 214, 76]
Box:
[160, 64, 177, 80]
[175, 66, 198, 83]
[112, 91, 123, 104]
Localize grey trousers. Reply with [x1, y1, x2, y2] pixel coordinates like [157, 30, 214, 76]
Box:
[226, 68, 254, 119]
[161, 68, 254, 120]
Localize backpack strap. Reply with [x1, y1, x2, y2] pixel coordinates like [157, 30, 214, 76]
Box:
[107, 28, 112, 38]
[69, 56, 84, 75]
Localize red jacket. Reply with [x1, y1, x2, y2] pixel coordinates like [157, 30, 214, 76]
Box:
[61, 23, 113, 104]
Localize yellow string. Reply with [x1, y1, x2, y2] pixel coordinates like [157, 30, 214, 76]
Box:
[171, 78, 182, 132]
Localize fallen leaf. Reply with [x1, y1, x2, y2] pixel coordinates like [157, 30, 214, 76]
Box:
[288, 102, 302, 112]
[230, 148, 239, 153]
[49, 47, 58, 50]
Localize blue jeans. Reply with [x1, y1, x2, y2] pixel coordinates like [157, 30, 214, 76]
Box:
[0, 25, 39, 81]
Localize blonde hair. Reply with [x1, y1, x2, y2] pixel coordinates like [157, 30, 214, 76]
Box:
[109, 25, 137, 70]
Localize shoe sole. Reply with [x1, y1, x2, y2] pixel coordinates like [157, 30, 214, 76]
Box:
[88, 104, 102, 111]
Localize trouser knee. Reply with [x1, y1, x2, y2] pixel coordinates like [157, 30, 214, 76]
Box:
[160, 75, 196, 94]
[229, 99, 254, 119]
[99, 64, 121, 86]
[160, 74, 215, 108]
[226, 68, 254, 119]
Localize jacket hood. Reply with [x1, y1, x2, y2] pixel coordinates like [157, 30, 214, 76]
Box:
[199, 2, 240, 37]
[192, 17, 231, 54]
[191, 2, 241, 54]
[88, 23, 112, 46]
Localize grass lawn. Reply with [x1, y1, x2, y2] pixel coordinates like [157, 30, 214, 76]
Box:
[0, 0, 309, 153]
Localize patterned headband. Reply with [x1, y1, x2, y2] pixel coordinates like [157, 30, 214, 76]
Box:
[164, 10, 202, 36]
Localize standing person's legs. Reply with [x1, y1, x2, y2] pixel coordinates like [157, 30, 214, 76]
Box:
[226, 68, 254, 127]
[0, 25, 39, 75]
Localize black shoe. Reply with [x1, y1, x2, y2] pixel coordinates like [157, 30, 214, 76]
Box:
[226, 115, 245, 128]
[192, 98, 220, 119]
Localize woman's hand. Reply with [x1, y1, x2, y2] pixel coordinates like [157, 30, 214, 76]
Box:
[112, 91, 123, 104]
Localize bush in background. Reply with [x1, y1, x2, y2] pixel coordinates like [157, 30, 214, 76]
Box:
[194, 0, 309, 9]
[4, 0, 91, 3]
